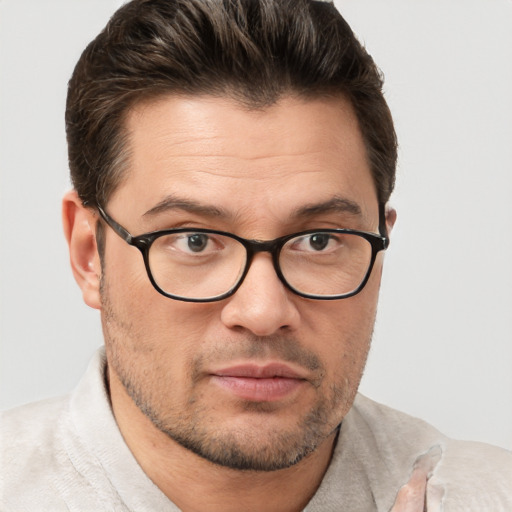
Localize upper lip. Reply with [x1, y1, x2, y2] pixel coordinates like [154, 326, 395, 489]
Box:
[212, 363, 306, 380]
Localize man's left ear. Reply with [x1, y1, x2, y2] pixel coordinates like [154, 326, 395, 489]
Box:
[385, 206, 397, 236]
[62, 190, 102, 310]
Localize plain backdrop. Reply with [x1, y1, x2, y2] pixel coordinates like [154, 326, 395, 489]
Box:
[1, 0, 511, 450]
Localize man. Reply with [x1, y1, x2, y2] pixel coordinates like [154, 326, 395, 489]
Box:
[1, 0, 511, 510]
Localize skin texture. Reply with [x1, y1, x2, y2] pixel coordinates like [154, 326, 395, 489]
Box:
[63, 95, 398, 512]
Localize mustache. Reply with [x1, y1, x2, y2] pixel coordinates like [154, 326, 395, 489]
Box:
[191, 335, 325, 383]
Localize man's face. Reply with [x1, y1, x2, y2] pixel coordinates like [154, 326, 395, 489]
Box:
[100, 94, 385, 471]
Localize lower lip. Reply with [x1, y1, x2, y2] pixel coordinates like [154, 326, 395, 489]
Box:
[211, 376, 304, 402]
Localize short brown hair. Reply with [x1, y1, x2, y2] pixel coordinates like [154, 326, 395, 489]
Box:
[66, 0, 397, 207]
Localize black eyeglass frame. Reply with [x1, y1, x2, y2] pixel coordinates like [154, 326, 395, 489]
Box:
[96, 204, 389, 302]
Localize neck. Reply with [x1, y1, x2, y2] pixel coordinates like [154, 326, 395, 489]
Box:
[109, 368, 338, 512]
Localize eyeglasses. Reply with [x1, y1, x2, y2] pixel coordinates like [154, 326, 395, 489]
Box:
[97, 205, 389, 302]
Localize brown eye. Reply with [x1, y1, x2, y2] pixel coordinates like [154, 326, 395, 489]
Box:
[308, 234, 330, 251]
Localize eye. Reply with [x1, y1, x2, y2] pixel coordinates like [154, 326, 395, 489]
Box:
[186, 233, 209, 253]
[291, 233, 340, 253]
[171, 233, 220, 254]
[308, 233, 330, 251]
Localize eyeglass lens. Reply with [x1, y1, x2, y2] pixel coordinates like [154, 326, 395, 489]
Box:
[147, 231, 373, 300]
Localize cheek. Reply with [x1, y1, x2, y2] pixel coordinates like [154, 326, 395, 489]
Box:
[102, 250, 222, 362]
[101, 272, 210, 405]
[304, 270, 381, 378]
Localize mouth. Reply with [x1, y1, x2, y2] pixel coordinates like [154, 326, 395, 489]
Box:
[210, 363, 308, 402]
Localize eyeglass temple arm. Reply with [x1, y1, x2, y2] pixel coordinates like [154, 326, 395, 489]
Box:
[378, 203, 390, 246]
[96, 205, 134, 244]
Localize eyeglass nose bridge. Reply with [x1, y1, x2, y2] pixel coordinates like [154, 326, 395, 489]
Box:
[236, 236, 291, 295]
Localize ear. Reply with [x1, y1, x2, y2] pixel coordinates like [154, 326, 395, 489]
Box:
[385, 205, 397, 236]
[62, 190, 102, 310]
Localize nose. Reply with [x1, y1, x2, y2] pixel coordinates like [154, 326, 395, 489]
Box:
[220, 253, 300, 336]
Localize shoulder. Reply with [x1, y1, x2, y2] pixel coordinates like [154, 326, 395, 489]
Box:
[1, 394, 71, 462]
[348, 394, 512, 510]
[2, 393, 69, 431]
[0, 349, 122, 511]
[434, 437, 512, 511]
[1, 395, 77, 510]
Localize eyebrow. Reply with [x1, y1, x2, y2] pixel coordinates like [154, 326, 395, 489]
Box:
[142, 194, 362, 222]
[293, 196, 362, 219]
[143, 195, 231, 219]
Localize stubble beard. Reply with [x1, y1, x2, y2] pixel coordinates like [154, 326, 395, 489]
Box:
[100, 276, 371, 472]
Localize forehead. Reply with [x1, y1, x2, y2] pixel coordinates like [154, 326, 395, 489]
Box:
[112, 94, 378, 230]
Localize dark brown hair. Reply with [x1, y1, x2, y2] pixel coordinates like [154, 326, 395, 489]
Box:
[66, 0, 397, 208]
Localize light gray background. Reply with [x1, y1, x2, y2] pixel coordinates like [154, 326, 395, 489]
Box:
[1, 0, 511, 450]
